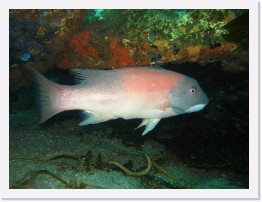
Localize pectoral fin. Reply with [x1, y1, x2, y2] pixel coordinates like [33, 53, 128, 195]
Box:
[135, 118, 161, 136]
[155, 97, 171, 111]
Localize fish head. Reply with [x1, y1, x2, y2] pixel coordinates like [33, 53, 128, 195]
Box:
[169, 76, 209, 115]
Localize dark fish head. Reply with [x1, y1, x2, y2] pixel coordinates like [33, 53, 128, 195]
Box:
[169, 76, 209, 115]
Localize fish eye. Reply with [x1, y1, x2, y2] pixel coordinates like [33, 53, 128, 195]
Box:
[189, 87, 197, 94]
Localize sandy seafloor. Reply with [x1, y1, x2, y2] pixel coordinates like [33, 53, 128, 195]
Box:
[9, 109, 247, 189]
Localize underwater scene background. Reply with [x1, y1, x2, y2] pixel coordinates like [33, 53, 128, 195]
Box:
[9, 9, 248, 189]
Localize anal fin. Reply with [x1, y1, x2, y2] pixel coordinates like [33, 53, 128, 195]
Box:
[135, 118, 161, 136]
[79, 111, 109, 126]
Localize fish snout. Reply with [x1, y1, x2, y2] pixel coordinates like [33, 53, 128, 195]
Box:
[184, 103, 207, 113]
[184, 93, 209, 113]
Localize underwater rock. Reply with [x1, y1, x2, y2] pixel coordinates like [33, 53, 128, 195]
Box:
[223, 11, 249, 49]
[9, 9, 248, 90]
[9, 9, 88, 90]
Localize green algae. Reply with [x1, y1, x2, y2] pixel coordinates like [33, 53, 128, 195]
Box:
[85, 9, 247, 48]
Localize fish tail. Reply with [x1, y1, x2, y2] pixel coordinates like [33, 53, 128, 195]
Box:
[32, 69, 65, 123]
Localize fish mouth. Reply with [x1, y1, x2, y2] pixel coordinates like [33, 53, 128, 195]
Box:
[184, 103, 207, 113]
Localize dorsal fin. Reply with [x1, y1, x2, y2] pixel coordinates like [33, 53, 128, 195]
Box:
[70, 66, 165, 85]
[70, 68, 116, 84]
[122, 65, 165, 70]
[149, 65, 165, 70]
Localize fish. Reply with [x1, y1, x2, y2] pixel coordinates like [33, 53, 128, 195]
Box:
[32, 66, 209, 135]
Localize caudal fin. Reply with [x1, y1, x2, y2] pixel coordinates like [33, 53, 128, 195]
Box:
[32, 69, 65, 123]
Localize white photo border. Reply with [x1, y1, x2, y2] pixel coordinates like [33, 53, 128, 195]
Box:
[1, 0, 258, 199]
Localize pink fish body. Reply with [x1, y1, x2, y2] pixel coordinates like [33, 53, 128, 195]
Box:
[33, 66, 209, 135]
